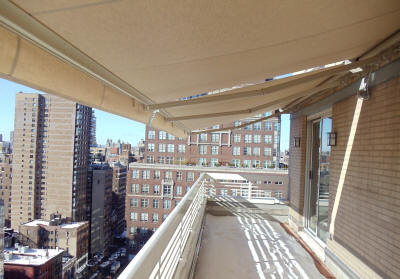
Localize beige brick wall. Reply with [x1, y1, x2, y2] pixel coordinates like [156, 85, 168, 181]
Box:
[328, 76, 400, 278]
[288, 115, 307, 225]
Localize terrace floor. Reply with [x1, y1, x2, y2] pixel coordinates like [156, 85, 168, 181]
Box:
[194, 197, 326, 279]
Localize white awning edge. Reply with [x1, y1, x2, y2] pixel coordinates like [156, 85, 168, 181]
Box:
[0, 26, 188, 138]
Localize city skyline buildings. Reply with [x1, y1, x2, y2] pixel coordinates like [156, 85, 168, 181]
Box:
[11, 93, 92, 229]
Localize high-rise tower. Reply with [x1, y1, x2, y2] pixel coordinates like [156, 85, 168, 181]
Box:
[11, 93, 92, 229]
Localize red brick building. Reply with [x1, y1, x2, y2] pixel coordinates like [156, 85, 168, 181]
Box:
[126, 163, 288, 253]
[144, 115, 280, 168]
[4, 247, 63, 279]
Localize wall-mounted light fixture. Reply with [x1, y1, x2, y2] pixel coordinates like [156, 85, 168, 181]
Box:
[293, 137, 301, 147]
[328, 132, 337, 146]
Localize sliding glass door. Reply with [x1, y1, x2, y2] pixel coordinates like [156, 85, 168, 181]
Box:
[307, 117, 332, 242]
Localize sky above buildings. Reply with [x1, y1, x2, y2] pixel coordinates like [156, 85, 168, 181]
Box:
[0, 78, 290, 150]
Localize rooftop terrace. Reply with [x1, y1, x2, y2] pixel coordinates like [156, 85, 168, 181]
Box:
[118, 173, 329, 279]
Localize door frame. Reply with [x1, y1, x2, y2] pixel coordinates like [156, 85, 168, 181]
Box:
[303, 108, 331, 246]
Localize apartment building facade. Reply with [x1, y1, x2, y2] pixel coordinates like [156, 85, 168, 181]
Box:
[18, 217, 89, 277]
[87, 164, 112, 256]
[144, 114, 280, 168]
[11, 93, 92, 230]
[0, 152, 12, 227]
[126, 163, 288, 253]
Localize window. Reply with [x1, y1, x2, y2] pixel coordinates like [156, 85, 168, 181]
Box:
[157, 156, 165, 164]
[142, 170, 150, 179]
[264, 147, 272, 156]
[253, 135, 261, 143]
[141, 184, 150, 194]
[187, 172, 194, 181]
[234, 121, 241, 128]
[163, 185, 172, 195]
[199, 145, 207, 154]
[274, 191, 283, 199]
[130, 212, 137, 221]
[158, 144, 166, 152]
[148, 130, 155, 139]
[264, 135, 272, 144]
[243, 160, 251, 168]
[130, 198, 138, 207]
[131, 170, 139, 179]
[159, 131, 167, 140]
[211, 133, 220, 142]
[253, 147, 260, 156]
[253, 160, 260, 168]
[147, 143, 154, 152]
[263, 160, 272, 168]
[220, 189, 228, 196]
[154, 170, 161, 179]
[199, 158, 207, 166]
[264, 112, 272, 117]
[167, 144, 174, 152]
[264, 122, 273, 131]
[176, 186, 182, 195]
[199, 134, 207, 142]
[131, 184, 139, 193]
[167, 133, 175, 140]
[130, 228, 137, 236]
[243, 147, 251, 155]
[244, 134, 252, 143]
[274, 181, 283, 185]
[176, 157, 185, 164]
[233, 134, 241, 143]
[166, 156, 174, 164]
[164, 171, 172, 179]
[178, 144, 185, 153]
[153, 185, 160, 194]
[163, 199, 171, 209]
[146, 156, 154, 163]
[253, 122, 261, 130]
[176, 172, 183, 181]
[141, 199, 149, 208]
[210, 145, 219, 155]
[244, 123, 252, 130]
[153, 199, 159, 208]
[152, 213, 159, 223]
[140, 213, 148, 222]
[210, 158, 218, 167]
[233, 147, 240, 156]
[232, 159, 240, 167]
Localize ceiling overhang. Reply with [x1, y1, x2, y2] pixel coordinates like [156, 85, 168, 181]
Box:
[1, 0, 400, 136]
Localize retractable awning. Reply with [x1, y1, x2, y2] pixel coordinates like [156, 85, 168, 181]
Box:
[1, 0, 400, 136]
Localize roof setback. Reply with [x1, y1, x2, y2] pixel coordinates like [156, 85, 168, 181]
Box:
[1, 0, 400, 136]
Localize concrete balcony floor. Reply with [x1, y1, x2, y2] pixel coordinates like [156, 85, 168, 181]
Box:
[194, 197, 325, 279]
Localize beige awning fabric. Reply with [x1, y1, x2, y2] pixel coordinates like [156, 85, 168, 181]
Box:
[1, 0, 400, 136]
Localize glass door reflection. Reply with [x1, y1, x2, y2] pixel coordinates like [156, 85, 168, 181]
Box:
[307, 117, 331, 242]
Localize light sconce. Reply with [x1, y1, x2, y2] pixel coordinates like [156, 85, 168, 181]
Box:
[328, 132, 337, 146]
[293, 137, 301, 147]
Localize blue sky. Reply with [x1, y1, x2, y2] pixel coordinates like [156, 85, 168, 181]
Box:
[0, 78, 290, 150]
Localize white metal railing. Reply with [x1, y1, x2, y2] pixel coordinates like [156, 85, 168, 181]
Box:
[118, 174, 207, 279]
[206, 180, 281, 204]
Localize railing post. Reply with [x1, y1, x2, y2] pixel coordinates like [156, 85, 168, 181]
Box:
[248, 181, 252, 200]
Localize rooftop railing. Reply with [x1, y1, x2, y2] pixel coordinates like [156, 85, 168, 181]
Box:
[118, 174, 207, 279]
[119, 172, 284, 279]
